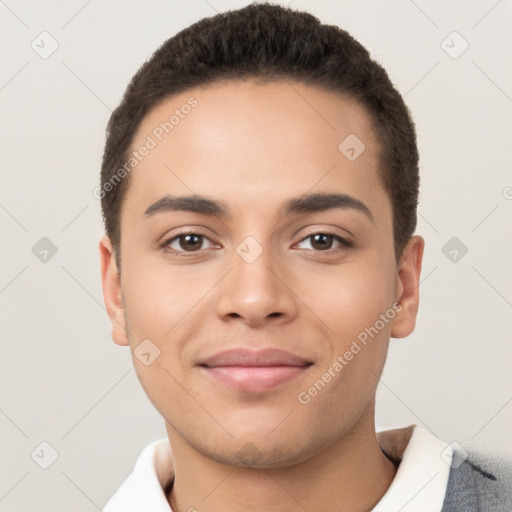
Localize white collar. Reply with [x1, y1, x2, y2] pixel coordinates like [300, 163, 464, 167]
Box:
[373, 425, 453, 511]
[103, 424, 453, 512]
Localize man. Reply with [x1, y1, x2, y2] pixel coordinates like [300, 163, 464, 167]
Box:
[98, 3, 511, 511]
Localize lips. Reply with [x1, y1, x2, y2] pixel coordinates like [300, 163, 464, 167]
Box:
[201, 348, 311, 368]
[198, 348, 312, 393]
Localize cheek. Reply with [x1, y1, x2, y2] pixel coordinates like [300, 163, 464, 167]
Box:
[121, 259, 202, 339]
[301, 260, 396, 401]
[120, 258, 219, 391]
[294, 267, 394, 429]
[306, 260, 396, 341]
[120, 264, 197, 415]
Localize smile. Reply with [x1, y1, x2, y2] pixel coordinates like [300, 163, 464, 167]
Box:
[198, 348, 313, 393]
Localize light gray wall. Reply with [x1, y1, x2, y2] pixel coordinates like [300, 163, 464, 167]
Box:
[1, 1, 511, 510]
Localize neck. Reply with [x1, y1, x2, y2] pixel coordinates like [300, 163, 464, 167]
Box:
[165, 404, 397, 512]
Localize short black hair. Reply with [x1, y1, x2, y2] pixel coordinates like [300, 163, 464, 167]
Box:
[100, 2, 419, 269]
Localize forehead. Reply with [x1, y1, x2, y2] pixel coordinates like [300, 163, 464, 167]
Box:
[121, 79, 389, 224]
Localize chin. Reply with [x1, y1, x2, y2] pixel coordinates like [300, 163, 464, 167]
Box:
[183, 424, 326, 469]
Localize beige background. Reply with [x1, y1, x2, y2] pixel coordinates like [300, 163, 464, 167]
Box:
[1, 0, 511, 510]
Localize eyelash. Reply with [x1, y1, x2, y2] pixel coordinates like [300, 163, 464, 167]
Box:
[159, 230, 353, 258]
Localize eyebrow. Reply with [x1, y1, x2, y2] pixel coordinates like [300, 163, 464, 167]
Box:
[143, 192, 373, 222]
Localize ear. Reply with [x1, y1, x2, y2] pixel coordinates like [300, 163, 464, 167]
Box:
[391, 235, 425, 339]
[99, 235, 129, 346]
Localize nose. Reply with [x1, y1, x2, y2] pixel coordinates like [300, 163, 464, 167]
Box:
[215, 243, 298, 328]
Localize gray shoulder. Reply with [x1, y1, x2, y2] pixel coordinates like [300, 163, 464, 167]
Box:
[442, 448, 512, 512]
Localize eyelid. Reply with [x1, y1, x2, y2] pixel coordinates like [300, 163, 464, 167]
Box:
[292, 223, 355, 241]
[159, 229, 219, 256]
[294, 225, 353, 244]
[158, 225, 216, 245]
[293, 230, 352, 251]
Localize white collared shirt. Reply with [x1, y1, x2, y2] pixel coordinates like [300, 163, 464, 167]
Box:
[103, 425, 453, 512]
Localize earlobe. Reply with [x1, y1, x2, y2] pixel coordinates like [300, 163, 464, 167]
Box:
[99, 235, 129, 346]
[390, 235, 425, 339]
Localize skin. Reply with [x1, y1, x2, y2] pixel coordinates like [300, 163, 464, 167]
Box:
[100, 79, 424, 512]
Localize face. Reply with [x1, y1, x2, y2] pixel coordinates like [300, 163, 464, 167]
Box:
[100, 79, 423, 468]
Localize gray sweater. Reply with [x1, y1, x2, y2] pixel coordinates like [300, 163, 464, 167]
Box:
[441, 447, 512, 511]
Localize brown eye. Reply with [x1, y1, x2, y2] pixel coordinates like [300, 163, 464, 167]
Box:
[177, 234, 203, 251]
[310, 233, 335, 250]
[296, 232, 351, 252]
[164, 233, 214, 255]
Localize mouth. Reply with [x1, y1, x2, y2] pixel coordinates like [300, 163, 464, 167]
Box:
[198, 348, 313, 393]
